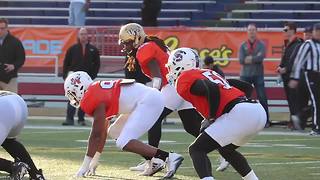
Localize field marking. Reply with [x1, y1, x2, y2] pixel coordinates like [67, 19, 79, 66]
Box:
[23, 130, 86, 134]
[24, 125, 314, 136]
[307, 167, 320, 169]
[310, 173, 320, 176]
[180, 161, 320, 169]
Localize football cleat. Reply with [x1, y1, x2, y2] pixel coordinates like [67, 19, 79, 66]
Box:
[129, 160, 147, 171]
[139, 158, 164, 176]
[163, 153, 184, 179]
[11, 162, 30, 180]
[216, 156, 230, 172]
[30, 169, 45, 180]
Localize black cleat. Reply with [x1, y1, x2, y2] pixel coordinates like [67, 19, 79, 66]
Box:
[11, 162, 30, 180]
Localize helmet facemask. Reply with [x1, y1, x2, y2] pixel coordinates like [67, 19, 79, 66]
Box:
[64, 71, 93, 108]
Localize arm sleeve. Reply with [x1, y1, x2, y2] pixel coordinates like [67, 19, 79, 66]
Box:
[287, 42, 303, 73]
[63, 48, 72, 80]
[290, 42, 310, 80]
[190, 79, 220, 119]
[252, 41, 266, 64]
[227, 78, 253, 97]
[238, 43, 246, 65]
[13, 39, 26, 70]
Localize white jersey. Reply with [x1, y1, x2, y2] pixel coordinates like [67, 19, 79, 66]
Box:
[0, 91, 28, 145]
[160, 84, 193, 111]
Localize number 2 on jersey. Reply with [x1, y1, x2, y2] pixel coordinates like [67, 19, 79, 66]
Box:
[202, 71, 231, 89]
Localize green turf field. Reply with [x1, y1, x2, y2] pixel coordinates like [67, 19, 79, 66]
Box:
[1, 119, 320, 180]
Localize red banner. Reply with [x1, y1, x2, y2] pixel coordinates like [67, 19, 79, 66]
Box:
[145, 28, 303, 76]
[10, 27, 300, 76]
[11, 27, 77, 72]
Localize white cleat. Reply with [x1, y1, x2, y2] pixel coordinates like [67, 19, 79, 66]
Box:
[216, 156, 230, 172]
[163, 153, 184, 179]
[139, 158, 164, 176]
[201, 177, 215, 180]
[129, 160, 147, 171]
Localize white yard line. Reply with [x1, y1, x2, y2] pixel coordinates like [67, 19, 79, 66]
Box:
[24, 125, 313, 136]
[180, 161, 320, 169]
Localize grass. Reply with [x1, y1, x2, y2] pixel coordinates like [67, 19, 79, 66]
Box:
[1, 118, 320, 180]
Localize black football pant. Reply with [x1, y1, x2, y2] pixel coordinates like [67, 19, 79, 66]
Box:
[305, 71, 320, 130]
[189, 132, 252, 178]
[148, 108, 202, 148]
[1, 138, 40, 179]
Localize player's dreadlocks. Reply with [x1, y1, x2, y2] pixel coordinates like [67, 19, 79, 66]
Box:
[125, 36, 169, 72]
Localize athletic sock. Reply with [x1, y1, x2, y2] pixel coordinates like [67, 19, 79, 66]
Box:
[242, 170, 259, 180]
[154, 149, 169, 161]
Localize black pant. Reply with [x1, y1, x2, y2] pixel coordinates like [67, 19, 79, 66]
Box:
[141, 0, 162, 26]
[297, 72, 312, 127]
[282, 73, 299, 116]
[304, 71, 320, 130]
[66, 103, 85, 123]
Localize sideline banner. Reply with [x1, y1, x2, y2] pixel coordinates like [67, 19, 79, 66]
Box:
[11, 27, 78, 68]
[146, 28, 302, 75]
[11, 27, 298, 75]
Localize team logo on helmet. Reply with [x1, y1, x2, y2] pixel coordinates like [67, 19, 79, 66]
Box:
[173, 50, 187, 62]
[70, 76, 81, 86]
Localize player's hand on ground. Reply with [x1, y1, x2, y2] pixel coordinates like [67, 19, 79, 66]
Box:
[86, 161, 99, 176]
[86, 152, 101, 176]
[76, 165, 89, 177]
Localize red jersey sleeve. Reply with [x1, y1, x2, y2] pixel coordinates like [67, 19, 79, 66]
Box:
[136, 42, 157, 66]
[80, 83, 101, 116]
[176, 72, 194, 99]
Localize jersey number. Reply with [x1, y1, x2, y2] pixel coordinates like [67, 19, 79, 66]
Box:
[202, 71, 231, 89]
[99, 81, 115, 89]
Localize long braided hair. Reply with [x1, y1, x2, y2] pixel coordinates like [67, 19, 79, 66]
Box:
[125, 36, 169, 71]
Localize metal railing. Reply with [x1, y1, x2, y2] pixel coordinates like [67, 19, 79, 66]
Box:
[19, 55, 59, 77]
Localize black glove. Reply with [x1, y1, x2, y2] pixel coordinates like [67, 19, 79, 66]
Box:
[200, 119, 214, 133]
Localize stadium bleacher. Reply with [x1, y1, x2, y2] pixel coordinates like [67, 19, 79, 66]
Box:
[0, 0, 218, 26]
[1, 0, 319, 27]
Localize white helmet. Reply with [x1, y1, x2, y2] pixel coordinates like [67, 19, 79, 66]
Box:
[166, 47, 200, 82]
[64, 71, 93, 108]
[118, 23, 146, 54]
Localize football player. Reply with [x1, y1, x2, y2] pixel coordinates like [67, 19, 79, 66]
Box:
[118, 23, 204, 175]
[0, 91, 45, 180]
[166, 48, 267, 180]
[64, 71, 184, 179]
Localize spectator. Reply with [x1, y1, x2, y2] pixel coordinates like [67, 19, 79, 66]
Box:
[69, 0, 90, 26]
[141, 0, 162, 26]
[0, 18, 25, 93]
[289, 23, 320, 135]
[62, 27, 100, 126]
[203, 56, 225, 78]
[288, 26, 313, 130]
[239, 23, 270, 127]
[276, 22, 304, 129]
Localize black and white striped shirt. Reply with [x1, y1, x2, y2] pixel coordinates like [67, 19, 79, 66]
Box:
[291, 39, 320, 79]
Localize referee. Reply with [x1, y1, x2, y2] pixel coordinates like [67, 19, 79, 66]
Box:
[289, 23, 320, 135]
